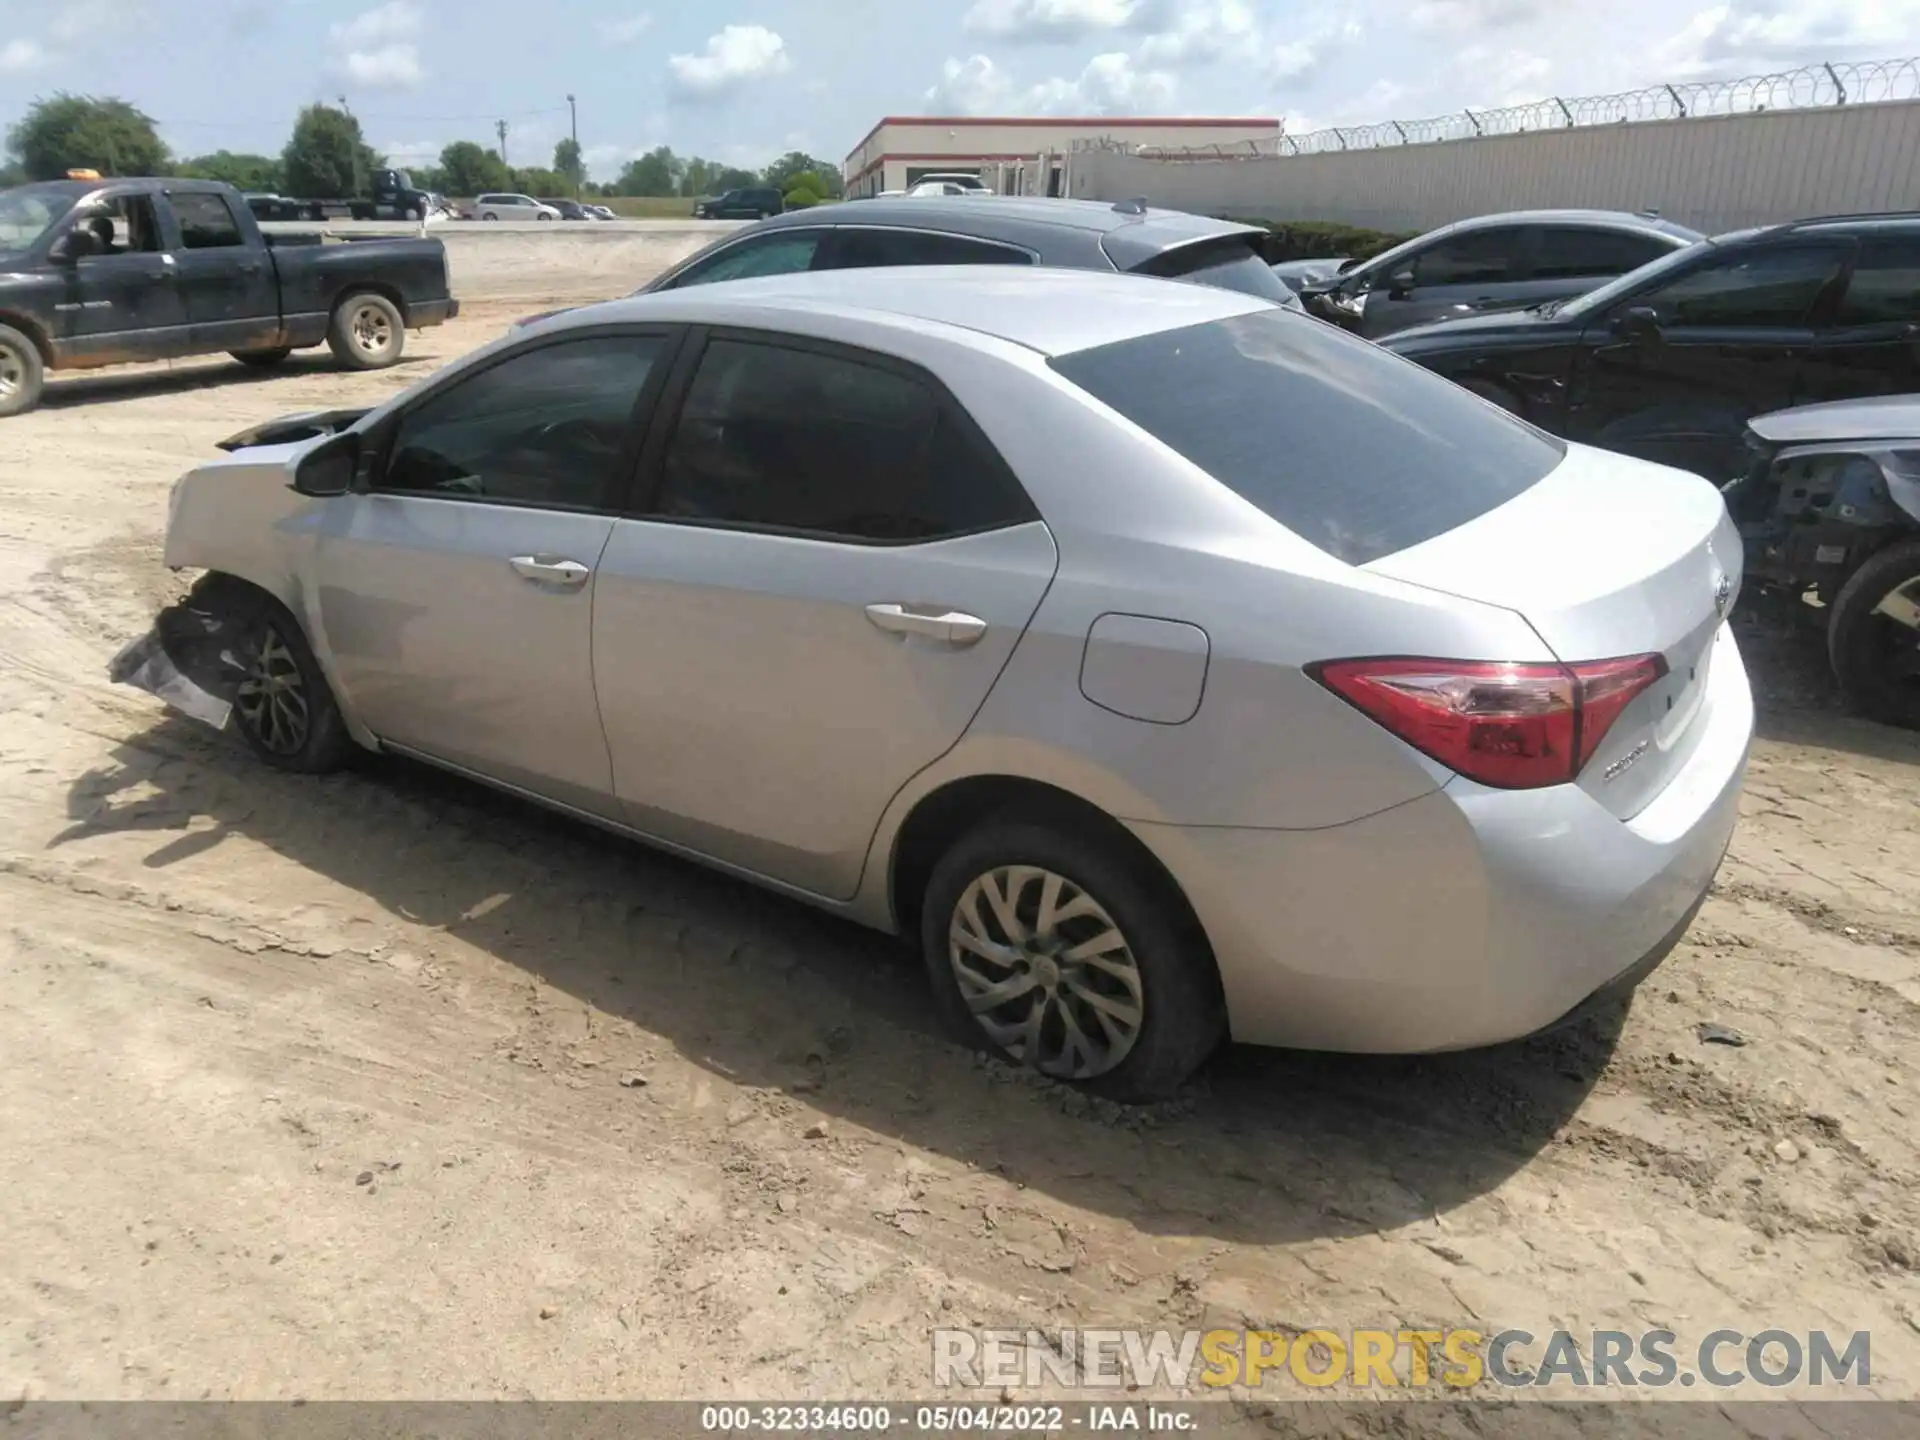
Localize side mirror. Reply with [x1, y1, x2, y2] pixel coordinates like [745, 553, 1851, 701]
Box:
[52, 226, 103, 262]
[1387, 267, 1417, 298]
[1612, 305, 1662, 339]
[292, 432, 359, 497]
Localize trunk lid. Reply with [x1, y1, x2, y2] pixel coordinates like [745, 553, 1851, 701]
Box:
[1365, 444, 1739, 819]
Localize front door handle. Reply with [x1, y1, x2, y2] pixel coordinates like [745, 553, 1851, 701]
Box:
[864, 603, 987, 647]
[509, 555, 591, 586]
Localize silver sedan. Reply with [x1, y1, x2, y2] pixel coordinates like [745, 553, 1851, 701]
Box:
[117, 267, 1753, 1100]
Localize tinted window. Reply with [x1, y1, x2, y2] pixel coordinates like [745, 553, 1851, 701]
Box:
[1411, 228, 1523, 286]
[1049, 310, 1565, 565]
[1532, 227, 1674, 281]
[665, 232, 822, 288]
[1134, 236, 1295, 301]
[383, 334, 666, 509]
[1834, 237, 1920, 326]
[172, 192, 243, 249]
[649, 339, 1036, 542]
[81, 196, 164, 255]
[825, 228, 1031, 269]
[1636, 244, 1846, 327]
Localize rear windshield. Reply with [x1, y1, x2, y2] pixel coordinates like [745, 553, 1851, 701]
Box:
[1132, 236, 1296, 303]
[1049, 309, 1566, 565]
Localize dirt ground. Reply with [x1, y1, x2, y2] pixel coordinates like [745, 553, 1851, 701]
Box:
[1, 244, 1918, 1425]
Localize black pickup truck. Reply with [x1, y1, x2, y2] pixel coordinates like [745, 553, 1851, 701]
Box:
[0, 177, 459, 416]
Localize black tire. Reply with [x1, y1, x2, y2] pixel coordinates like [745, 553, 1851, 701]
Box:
[1828, 536, 1920, 730]
[327, 292, 405, 371]
[227, 591, 353, 774]
[406, 206, 423, 222]
[231, 346, 294, 368]
[0, 323, 46, 418]
[482, 213, 499, 222]
[920, 816, 1225, 1102]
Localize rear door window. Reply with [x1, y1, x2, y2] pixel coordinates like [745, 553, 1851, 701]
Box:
[1532, 227, 1675, 281]
[1833, 236, 1920, 326]
[1049, 309, 1565, 565]
[1411, 228, 1525, 286]
[171, 192, 244, 249]
[821, 227, 1032, 269]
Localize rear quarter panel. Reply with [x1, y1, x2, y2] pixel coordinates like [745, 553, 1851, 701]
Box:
[284, 239, 451, 325]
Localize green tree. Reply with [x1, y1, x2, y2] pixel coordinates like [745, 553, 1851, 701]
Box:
[5, 94, 171, 180]
[281, 104, 379, 199]
[437, 140, 510, 196]
[512, 166, 566, 198]
[763, 150, 841, 199]
[615, 145, 682, 197]
[783, 171, 828, 209]
[0, 160, 24, 188]
[553, 137, 584, 195]
[178, 150, 281, 192]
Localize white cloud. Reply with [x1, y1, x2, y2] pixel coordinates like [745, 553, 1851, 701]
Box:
[379, 138, 442, 168]
[1410, 0, 1544, 30]
[330, 1, 422, 47]
[1137, 0, 1257, 65]
[1659, 0, 1920, 75]
[1457, 44, 1553, 103]
[602, 13, 654, 44]
[668, 25, 791, 100]
[927, 49, 1179, 116]
[963, 0, 1144, 43]
[0, 38, 48, 71]
[340, 44, 424, 88]
[50, 0, 152, 45]
[1266, 41, 1320, 81]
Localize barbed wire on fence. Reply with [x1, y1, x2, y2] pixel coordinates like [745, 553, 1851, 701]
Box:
[1077, 56, 1920, 161]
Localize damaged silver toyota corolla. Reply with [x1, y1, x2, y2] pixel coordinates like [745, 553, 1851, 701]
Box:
[114, 266, 1752, 1101]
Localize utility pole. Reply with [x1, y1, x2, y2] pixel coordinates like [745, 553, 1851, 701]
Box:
[496, 119, 509, 169]
[567, 93, 579, 197]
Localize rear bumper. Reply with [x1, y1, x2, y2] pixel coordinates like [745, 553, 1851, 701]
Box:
[1130, 623, 1753, 1053]
[412, 297, 459, 327]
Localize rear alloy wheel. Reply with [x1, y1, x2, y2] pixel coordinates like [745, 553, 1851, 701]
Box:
[327, 292, 405, 371]
[921, 818, 1224, 1101]
[0, 323, 46, 418]
[231, 599, 352, 773]
[1828, 536, 1920, 730]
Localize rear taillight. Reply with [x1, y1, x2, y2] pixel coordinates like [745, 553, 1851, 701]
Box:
[1308, 654, 1667, 790]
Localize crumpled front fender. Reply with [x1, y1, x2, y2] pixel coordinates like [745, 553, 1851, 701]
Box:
[106, 576, 260, 734]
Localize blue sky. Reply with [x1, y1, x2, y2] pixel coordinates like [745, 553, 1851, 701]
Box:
[1, 1, 1913, 180]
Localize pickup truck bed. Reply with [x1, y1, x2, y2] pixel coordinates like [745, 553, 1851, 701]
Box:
[0, 177, 459, 416]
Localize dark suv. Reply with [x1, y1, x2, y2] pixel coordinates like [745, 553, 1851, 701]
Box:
[1385, 212, 1920, 485]
[693, 187, 785, 220]
[1303, 209, 1702, 339]
[644, 196, 1303, 309]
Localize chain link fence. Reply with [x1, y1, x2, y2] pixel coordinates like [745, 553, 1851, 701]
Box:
[1085, 57, 1920, 161]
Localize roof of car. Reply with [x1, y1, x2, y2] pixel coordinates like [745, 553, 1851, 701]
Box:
[1432, 208, 1704, 240]
[550, 264, 1270, 358]
[6, 176, 238, 199]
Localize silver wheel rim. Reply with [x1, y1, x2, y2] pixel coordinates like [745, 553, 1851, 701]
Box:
[350, 304, 394, 357]
[0, 341, 24, 401]
[948, 865, 1145, 1079]
[235, 626, 309, 756]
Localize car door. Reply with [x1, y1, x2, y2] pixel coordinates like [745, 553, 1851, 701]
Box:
[1357, 225, 1531, 338]
[591, 330, 1058, 899]
[311, 328, 679, 816]
[164, 190, 279, 352]
[54, 193, 189, 355]
[1567, 239, 1849, 480]
[1797, 232, 1920, 405]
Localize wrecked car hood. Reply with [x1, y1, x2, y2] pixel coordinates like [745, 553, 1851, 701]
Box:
[216, 408, 371, 453]
[1749, 396, 1920, 447]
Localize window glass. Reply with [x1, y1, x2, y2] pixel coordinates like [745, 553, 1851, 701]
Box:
[825, 228, 1031, 269]
[383, 334, 666, 509]
[172, 192, 243, 249]
[1635, 244, 1846, 327]
[1531, 227, 1674, 281]
[79, 196, 164, 255]
[1834, 238, 1920, 326]
[666, 232, 823, 288]
[1134, 236, 1295, 301]
[1050, 309, 1564, 566]
[650, 339, 1036, 541]
[1411, 229, 1523, 286]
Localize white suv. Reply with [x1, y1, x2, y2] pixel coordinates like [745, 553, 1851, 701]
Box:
[473, 193, 560, 222]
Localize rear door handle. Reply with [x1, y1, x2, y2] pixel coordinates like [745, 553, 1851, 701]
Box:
[509, 555, 591, 586]
[864, 603, 987, 647]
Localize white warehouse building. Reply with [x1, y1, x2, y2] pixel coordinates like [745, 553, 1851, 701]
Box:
[841, 115, 1282, 199]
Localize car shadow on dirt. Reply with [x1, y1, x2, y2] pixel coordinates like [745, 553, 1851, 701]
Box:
[59, 713, 1630, 1246]
[39, 353, 436, 410]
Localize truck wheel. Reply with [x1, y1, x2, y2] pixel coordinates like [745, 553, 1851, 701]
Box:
[1828, 537, 1920, 730]
[327, 293, 405, 371]
[231, 346, 294, 368]
[0, 324, 45, 418]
